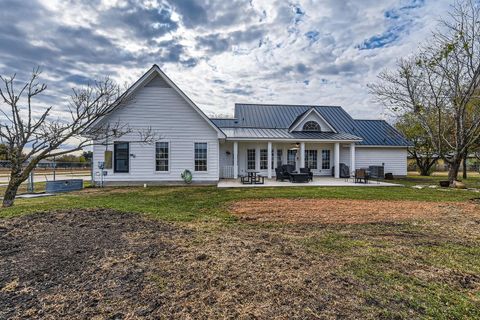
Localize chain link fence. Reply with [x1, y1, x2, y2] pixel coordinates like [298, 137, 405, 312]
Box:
[0, 160, 92, 193]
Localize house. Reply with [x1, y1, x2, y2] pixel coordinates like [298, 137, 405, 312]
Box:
[92, 65, 410, 186]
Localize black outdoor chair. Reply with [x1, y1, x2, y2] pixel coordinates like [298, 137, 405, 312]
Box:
[276, 167, 291, 181]
[281, 164, 295, 174]
[300, 168, 313, 181]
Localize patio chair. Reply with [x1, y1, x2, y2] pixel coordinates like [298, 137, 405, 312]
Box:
[281, 164, 295, 174]
[300, 168, 313, 181]
[355, 169, 369, 184]
[276, 167, 291, 181]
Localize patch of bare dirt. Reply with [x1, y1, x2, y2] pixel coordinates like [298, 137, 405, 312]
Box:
[229, 198, 480, 224]
[1, 209, 479, 319]
[0, 209, 361, 319]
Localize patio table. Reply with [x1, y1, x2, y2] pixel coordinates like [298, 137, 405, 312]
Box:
[243, 170, 264, 184]
[289, 172, 310, 183]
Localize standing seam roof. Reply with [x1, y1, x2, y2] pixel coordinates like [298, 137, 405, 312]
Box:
[210, 104, 411, 146]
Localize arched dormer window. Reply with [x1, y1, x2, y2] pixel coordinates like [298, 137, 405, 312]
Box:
[303, 121, 321, 131]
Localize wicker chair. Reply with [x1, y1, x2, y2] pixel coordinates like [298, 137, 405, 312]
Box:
[300, 168, 313, 181]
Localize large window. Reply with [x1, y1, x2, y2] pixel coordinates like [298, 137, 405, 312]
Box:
[155, 142, 169, 172]
[247, 149, 256, 170]
[303, 121, 321, 131]
[322, 149, 331, 169]
[260, 149, 268, 170]
[114, 142, 129, 173]
[305, 150, 318, 169]
[194, 142, 207, 171]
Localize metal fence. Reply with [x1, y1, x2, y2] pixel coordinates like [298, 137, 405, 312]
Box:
[0, 160, 91, 170]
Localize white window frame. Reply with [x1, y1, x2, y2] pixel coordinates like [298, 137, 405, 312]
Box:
[305, 149, 318, 169]
[247, 149, 256, 170]
[322, 149, 331, 170]
[260, 149, 268, 170]
[194, 142, 208, 172]
[303, 121, 321, 132]
[155, 141, 170, 173]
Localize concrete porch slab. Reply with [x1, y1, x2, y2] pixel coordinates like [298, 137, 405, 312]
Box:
[218, 177, 401, 188]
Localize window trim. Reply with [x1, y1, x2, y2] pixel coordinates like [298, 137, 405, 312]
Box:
[287, 149, 296, 167]
[321, 149, 331, 170]
[247, 149, 256, 170]
[155, 140, 170, 173]
[260, 149, 268, 170]
[305, 149, 318, 170]
[113, 141, 130, 173]
[303, 121, 321, 132]
[194, 142, 208, 172]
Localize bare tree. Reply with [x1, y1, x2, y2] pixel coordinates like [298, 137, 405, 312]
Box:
[0, 67, 154, 207]
[369, 0, 480, 183]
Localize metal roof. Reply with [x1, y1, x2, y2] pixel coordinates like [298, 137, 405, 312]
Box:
[353, 120, 412, 146]
[210, 103, 411, 146]
[219, 128, 362, 141]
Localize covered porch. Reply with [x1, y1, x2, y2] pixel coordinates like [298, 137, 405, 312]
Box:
[219, 139, 358, 180]
[218, 176, 400, 188]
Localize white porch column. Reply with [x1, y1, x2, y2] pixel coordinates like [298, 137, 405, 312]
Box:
[334, 142, 340, 178]
[349, 142, 356, 174]
[267, 141, 272, 178]
[255, 146, 260, 171]
[300, 142, 305, 168]
[273, 145, 277, 169]
[233, 141, 238, 179]
[283, 145, 288, 164]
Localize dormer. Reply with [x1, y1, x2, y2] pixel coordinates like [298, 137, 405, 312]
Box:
[288, 107, 336, 133]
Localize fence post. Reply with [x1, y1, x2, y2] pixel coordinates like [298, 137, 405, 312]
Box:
[90, 159, 94, 187]
[53, 156, 56, 181]
[27, 171, 34, 193]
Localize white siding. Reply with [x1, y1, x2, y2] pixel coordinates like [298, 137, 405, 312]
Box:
[341, 146, 407, 176]
[93, 76, 219, 185]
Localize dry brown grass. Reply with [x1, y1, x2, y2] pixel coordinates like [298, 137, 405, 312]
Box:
[229, 198, 480, 224]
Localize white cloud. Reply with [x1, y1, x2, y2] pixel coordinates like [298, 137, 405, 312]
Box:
[0, 0, 453, 120]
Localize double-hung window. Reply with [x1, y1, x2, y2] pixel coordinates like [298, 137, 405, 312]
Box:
[194, 142, 208, 171]
[260, 149, 268, 170]
[322, 149, 331, 169]
[247, 149, 256, 170]
[114, 142, 129, 173]
[155, 142, 169, 172]
[305, 150, 318, 169]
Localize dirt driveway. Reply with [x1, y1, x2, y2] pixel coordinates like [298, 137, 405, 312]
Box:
[229, 198, 480, 224]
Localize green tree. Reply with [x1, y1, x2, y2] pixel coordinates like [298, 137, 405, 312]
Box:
[395, 113, 438, 176]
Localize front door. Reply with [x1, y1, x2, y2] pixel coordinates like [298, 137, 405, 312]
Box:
[287, 149, 296, 169]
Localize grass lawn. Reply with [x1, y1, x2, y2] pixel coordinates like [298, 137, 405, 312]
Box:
[1, 174, 480, 319]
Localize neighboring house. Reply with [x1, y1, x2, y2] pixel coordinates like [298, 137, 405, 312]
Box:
[91, 65, 410, 186]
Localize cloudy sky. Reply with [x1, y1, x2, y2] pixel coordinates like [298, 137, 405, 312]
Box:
[0, 0, 452, 120]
